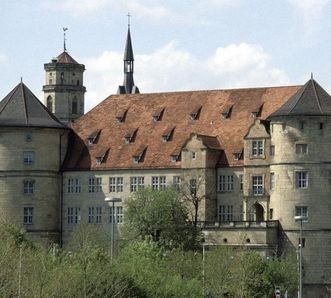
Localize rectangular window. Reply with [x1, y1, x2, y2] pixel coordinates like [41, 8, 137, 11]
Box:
[295, 206, 308, 217]
[218, 175, 234, 191]
[152, 176, 167, 190]
[239, 205, 244, 221]
[252, 140, 264, 157]
[67, 178, 81, 193]
[295, 171, 308, 189]
[96, 207, 102, 224]
[67, 207, 80, 224]
[88, 177, 102, 193]
[152, 176, 159, 190]
[109, 206, 123, 223]
[252, 175, 263, 195]
[239, 174, 244, 191]
[296, 144, 308, 154]
[117, 177, 124, 192]
[130, 177, 144, 192]
[270, 173, 275, 190]
[159, 176, 166, 190]
[270, 208, 274, 220]
[109, 177, 124, 192]
[23, 151, 35, 165]
[192, 152, 197, 160]
[88, 207, 95, 223]
[23, 207, 33, 224]
[173, 176, 181, 191]
[190, 179, 197, 196]
[219, 205, 233, 222]
[270, 145, 275, 156]
[299, 121, 305, 130]
[23, 181, 35, 195]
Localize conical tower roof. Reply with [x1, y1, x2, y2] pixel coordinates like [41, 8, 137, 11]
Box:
[0, 82, 66, 128]
[56, 51, 79, 64]
[269, 78, 331, 118]
[124, 28, 134, 61]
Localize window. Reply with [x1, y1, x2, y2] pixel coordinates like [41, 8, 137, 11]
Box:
[233, 153, 240, 160]
[239, 174, 244, 191]
[23, 151, 35, 165]
[270, 173, 275, 190]
[47, 96, 53, 112]
[25, 132, 32, 142]
[88, 177, 102, 193]
[96, 207, 102, 224]
[252, 175, 263, 195]
[252, 140, 264, 157]
[67, 178, 81, 193]
[23, 207, 33, 224]
[319, 123, 324, 130]
[296, 144, 308, 154]
[88, 207, 95, 223]
[239, 205, 244, 221]
[218, 175, 234, 192]
[109, 206, 123, 223]
[299, 121, 305, 130]
[269, 208, 273, 220]
[109, 177, 123, 193]
[67, 207, 80, 224]
[192, 152, 197, 160]
[23, 181, 35, 195]
[72, 97, 78, 114]
[173, 176, 181, 191]
[295, 206, 308, 217]
[130, 176, 144, 192]
[270, 145, 275, 156]
[295, 171, 308, 189]
[219, 205, 233, 222]
[190, 179, 197, 196]
[151, 176, 167, 191]
[60, 72, 64, 84]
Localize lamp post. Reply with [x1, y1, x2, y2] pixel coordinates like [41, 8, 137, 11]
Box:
[105, 197, 122, 264]
[294, 215, 308, 298]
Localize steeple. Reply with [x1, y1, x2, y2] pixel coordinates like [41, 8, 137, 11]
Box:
[118, 16, 140, 95]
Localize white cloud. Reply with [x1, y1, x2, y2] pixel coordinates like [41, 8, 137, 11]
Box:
[0, 54, 7, 63]
[288, 0, 330, 34]
[128, 1, 170, 20]
[82, 42, 289, 111]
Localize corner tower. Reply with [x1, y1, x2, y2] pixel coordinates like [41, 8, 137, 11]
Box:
[117, 25, 140, 94]
[43, 50, 86, 123]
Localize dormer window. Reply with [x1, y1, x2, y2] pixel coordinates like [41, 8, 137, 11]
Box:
[190, 106, 202, 120]
[95, 148, 109, 165]
[153, 108, 165, 122]
[221, 105, 233, 119]
[116, 109, 128, 123]
[88, 130, 101, 145]
[251, 104, 263, 118]
[171, 154, 179, 163]
[133, 146, 146, 164]
[162, 127, 175, 143]
[233, 153, 240, 160]
[252, 140, 264, 157]
[125, 129, 138, 144]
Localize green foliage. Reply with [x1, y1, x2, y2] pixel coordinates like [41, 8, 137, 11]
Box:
[123, 187, 201, 250]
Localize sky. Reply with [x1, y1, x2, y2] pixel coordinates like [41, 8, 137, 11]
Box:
[1, 0, 331, 111]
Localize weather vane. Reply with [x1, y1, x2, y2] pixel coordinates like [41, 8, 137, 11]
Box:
[63, 27, 68, 52]
[127, 12, 131, 28]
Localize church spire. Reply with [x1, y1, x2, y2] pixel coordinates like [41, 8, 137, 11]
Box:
[117, 14, 140, 95]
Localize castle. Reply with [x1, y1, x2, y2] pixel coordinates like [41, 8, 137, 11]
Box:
[0, 27, 330, 296]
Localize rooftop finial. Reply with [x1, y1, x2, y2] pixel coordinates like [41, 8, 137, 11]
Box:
[311, 72, 314, 80]
[127, 12, 131, 28]
[63, 27, 68, 52]
[20, 77, 23, 83]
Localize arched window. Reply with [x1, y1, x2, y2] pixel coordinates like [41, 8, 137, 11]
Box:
[76, 80, 80, 86]
[47, 96, 53, 112]
[60, 72, 64, 84]
[72, 97, 78, 114]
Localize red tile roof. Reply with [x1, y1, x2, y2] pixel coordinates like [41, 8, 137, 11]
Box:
[63, 85, 301, 170]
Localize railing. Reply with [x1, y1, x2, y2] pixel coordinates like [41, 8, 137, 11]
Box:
[248, 188, 268, 197]
[198, 220, 279, 229]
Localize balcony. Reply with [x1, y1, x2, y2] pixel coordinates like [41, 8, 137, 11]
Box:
[199, 220, 279, 229]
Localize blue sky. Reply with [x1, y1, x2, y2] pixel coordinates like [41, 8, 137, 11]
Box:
[1, 0, 331, 111]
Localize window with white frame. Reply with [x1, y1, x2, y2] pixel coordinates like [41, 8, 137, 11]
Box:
[252, 175, 263, 195]
[67, 178, 81, 193]
[23, 207, 33, 224]
[130, 176, 144, 192]
[23, 180, 35, 195]
[219, 205, 233, 222]
[109, 206, 123, 223]
[252, 140, 264, 157]
[295, 171, 308, 189]
[270, 173, 275, 190]
[88, 207, 95, 223]
[96, 207, 102, 224]
[173, 176, 181, 191]
[67, 207, 80, 224]
[296, 144, 308, 154]
[239, 174, 244, 191]
[152, 176, 167, 190]
[88, 177, 102, 193]
[239, 205, 244, 221]
[218, 175, 234, 191]
[295, 206, 308, 217]
[109, 177, 124, 193]
[23, 151, 35, 165]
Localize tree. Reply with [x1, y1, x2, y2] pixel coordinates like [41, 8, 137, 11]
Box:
[123, 187, 200, 250]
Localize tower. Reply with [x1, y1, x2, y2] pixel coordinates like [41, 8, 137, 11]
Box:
[117, 24, 140, 94]
[43, 38, 86, 123]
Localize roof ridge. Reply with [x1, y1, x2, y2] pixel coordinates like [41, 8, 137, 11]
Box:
[21, 83, 29, 125]
[311, 79, 323, 114]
